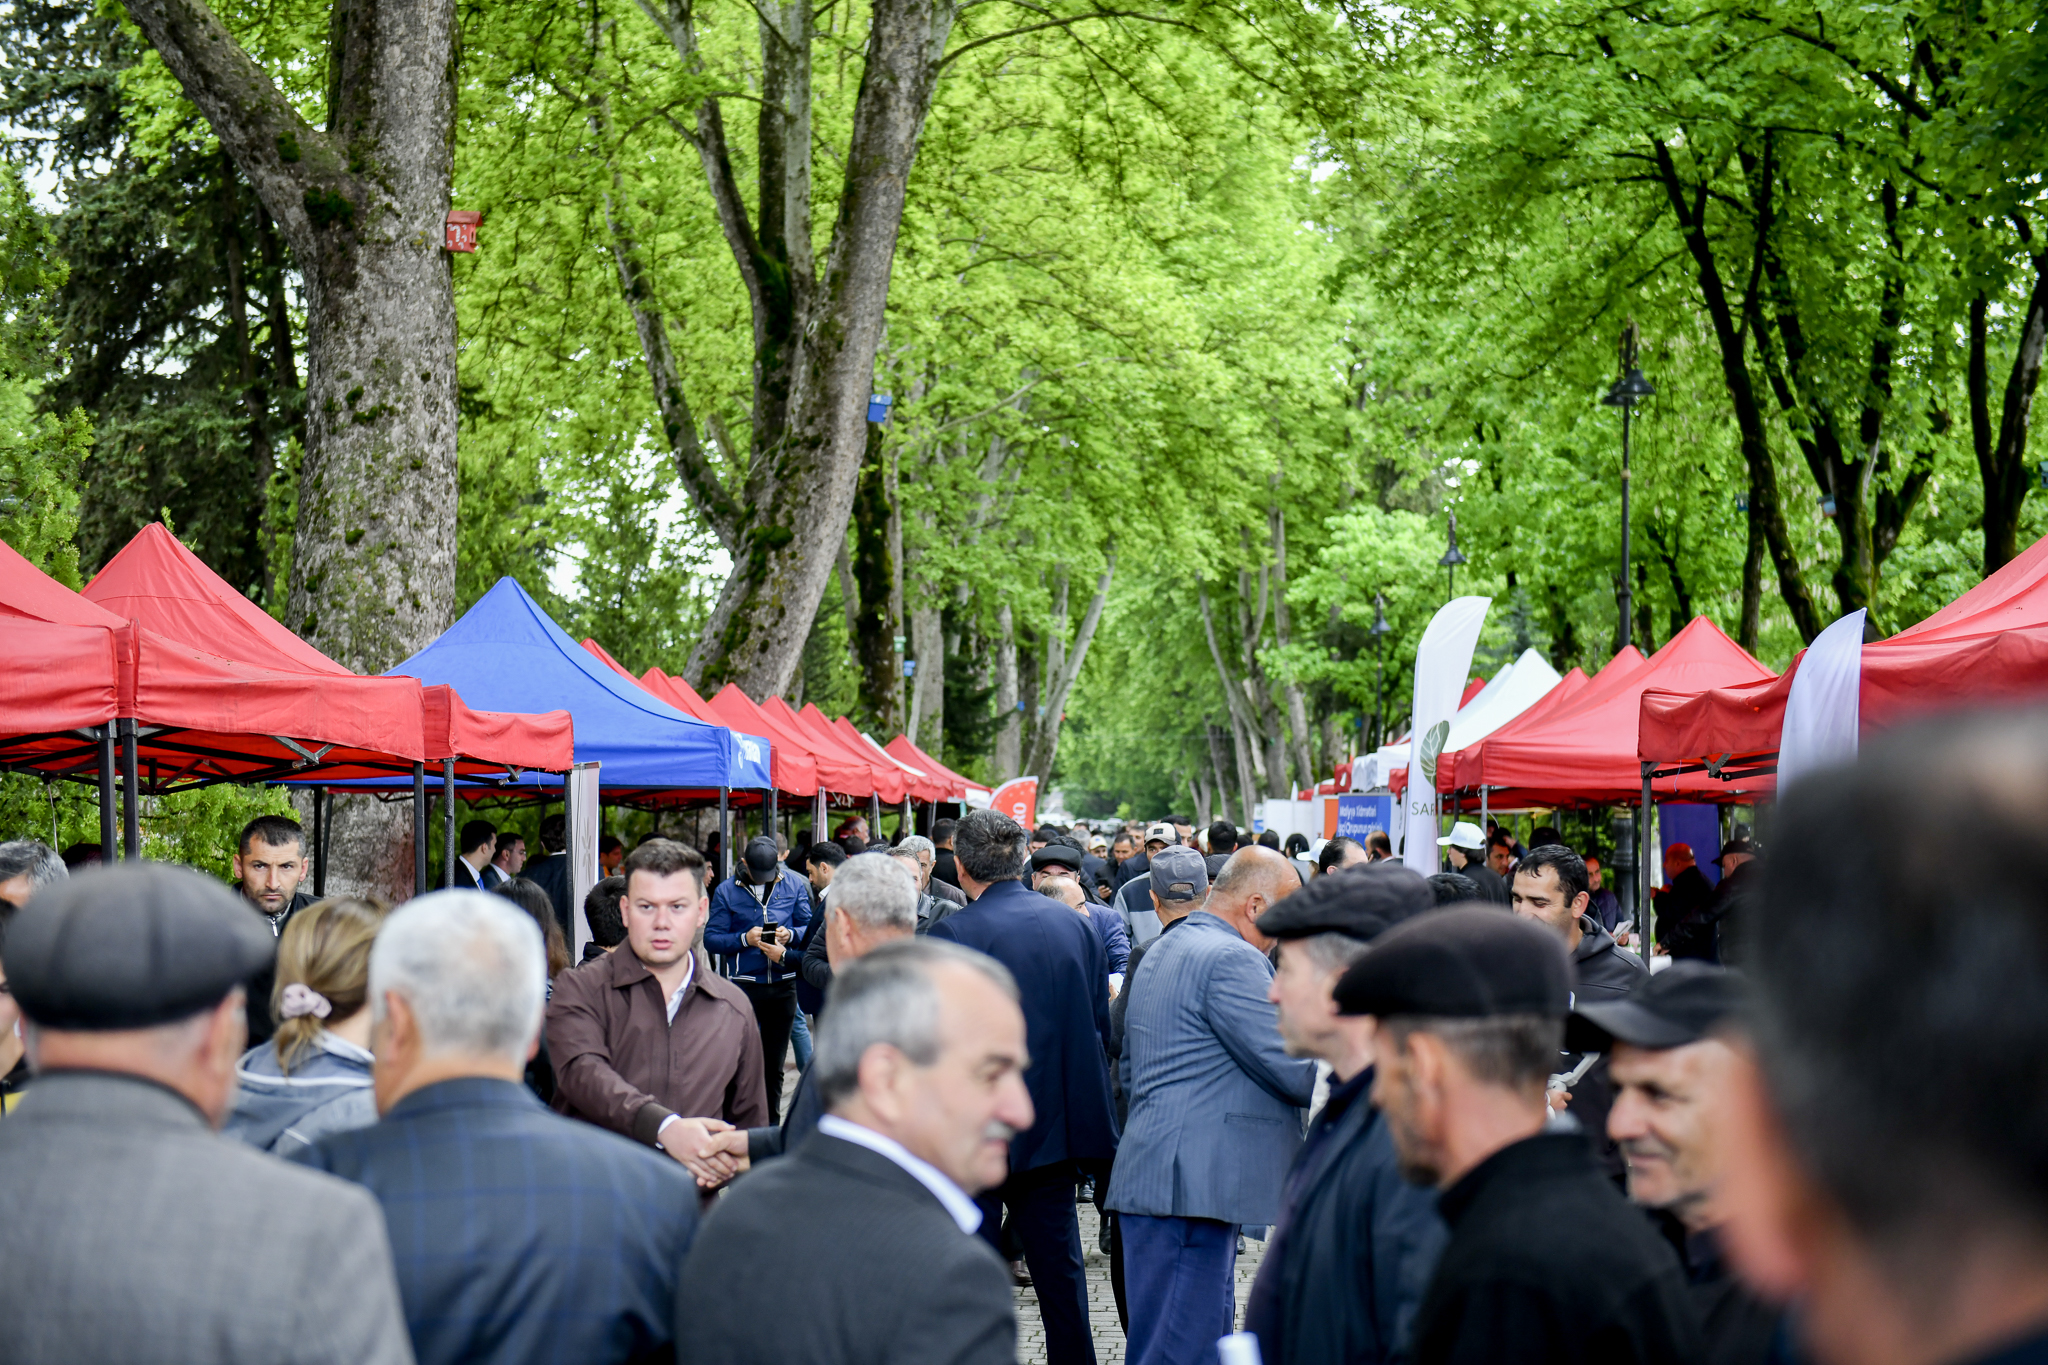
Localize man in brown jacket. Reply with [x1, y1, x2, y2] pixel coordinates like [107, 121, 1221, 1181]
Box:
[545, 838, 768, 1175]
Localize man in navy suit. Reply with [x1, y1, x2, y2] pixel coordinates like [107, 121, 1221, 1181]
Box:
[929, 809, 1119, 1365]
[300, 890, 699, 1365]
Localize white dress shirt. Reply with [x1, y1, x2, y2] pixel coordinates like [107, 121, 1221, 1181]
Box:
[817, 1114, 982, 1234]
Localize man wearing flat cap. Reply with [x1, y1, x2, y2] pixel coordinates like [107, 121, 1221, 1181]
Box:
[1573, 963, 1779, 1365]
[1243, 864, 1450, 1365]
[0, 863, 412, 1365]
[1337, 906, 1703, 1365]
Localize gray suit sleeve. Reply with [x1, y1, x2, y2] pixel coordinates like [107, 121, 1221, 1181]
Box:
[1202, 946, 1316, 1108]
[293, 1186, 415, 1365]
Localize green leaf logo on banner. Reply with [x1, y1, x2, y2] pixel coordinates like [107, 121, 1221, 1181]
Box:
[1418, 719, 1450, 787]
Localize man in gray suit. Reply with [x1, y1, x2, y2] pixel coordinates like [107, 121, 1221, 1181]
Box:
[1107, 845, 1317, 1365]
[0, 863, 413, 1365]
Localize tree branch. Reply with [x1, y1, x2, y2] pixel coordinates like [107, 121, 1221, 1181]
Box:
[118, 0, 344, 259]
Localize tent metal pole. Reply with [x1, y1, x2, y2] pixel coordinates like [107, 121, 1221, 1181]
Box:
[868, 792, 881, 838]
[413, 763, 427, 896]
[717, 788, 730, 882]
[442, 758, 457, 889]
[768, 787, 777, 842]
[1639, 763, 1655, 968]
[97, 725, 116, 863]
[901, 795, 911, 839]
[312, 789, 327, 898]
[119, 718, 140, 860]
[814, 789, 826, 845]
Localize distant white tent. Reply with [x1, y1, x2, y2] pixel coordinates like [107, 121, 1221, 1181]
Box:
[1442, 648, 1563, 753]
[1351, 648, 1563, 790]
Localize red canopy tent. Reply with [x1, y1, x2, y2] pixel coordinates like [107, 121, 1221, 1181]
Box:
[0, 538, 441, 860]
[92, 525, 573, 776]
[884, 734, 989, 804]
[768, 698, 909, 803]
[696, 684, 825, 799]
[1642, 532, 2048, 776]
[1452, 620, 1773, 807]
[1390, 660, 1608, 798]
[829, 716, 947, 804]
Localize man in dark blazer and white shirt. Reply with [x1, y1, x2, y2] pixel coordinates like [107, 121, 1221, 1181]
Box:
[929, 808, 1121, 1365]
[675, 937, 1031, 1364]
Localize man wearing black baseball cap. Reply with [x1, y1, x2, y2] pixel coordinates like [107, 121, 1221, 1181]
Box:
[1571, 963, 1779, 1365]
[1243, 864, 1449, 1365]
[1336, 907, 1702, 1365]
[705, 834, 813, 1117]
[0, 864, 411, 1363]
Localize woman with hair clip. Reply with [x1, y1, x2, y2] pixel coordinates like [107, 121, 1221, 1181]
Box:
[224, 895, 390, 1158]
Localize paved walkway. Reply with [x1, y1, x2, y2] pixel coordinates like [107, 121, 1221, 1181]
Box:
[1016, 1205, 1266, 1364]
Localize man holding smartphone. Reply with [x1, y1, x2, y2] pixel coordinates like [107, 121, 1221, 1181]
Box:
[707, 836, 814, 1118]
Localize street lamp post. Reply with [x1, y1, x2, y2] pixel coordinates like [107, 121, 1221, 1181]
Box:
[1439, 510, 1467, 601]
[1369, 592, 1391, 751]
[1602, 323, 1655, 654]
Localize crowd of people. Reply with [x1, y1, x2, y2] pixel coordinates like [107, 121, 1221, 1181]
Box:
[1, 709, 2046, 1365]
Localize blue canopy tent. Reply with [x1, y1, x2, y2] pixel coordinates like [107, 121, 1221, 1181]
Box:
[323, 577, 773, 888]
[384, 576, 770, 790]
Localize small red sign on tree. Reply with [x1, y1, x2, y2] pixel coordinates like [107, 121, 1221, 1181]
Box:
[445, 210, 481, 253]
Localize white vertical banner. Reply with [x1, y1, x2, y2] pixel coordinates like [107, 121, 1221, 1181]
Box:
[1402, 596, 1493, 874]
[567, 761, 601, 959]
[1777, 609, 1866, 791]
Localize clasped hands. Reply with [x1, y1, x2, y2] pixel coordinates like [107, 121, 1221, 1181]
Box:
[658, 1115, 754, 1188]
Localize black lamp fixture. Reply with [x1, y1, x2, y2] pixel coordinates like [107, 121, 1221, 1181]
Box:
[1439, 509, 1468, 601]
[1600, 322, 1654, 655]
[1369, 592, 1392, 750]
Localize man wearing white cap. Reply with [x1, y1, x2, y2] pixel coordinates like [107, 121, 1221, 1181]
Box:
[1436, 822, 1508, 905]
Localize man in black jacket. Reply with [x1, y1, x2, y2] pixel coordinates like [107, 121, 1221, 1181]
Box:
[1245, 864, 1448, 1365]
[1511, 843, 1645, 1171]
[1573, 963, 1781, 1365]
[1337, 908, 1702, 1365]
[674, 937, 1030, 1365]
[1655, 844, 1720, 961]
[231, 814, 316, 1046]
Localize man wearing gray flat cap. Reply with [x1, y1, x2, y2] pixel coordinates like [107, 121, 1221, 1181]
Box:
[1243, 863, 1449, 1365]
[1337, 906, 1703, 1365]
[0, 863, 414, 1365]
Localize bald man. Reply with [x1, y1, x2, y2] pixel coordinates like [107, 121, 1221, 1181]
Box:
[1107, 847, 1316, 1365]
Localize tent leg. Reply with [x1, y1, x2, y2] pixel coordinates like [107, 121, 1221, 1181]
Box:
[119, 718, 140, 861]
[717, 788, 730, 883]
[901, 796, 911, 841]
[97, 725, 116, 863]
[768, 788, 778, 844]
[413, 763, 428, 897]
[442, 758, 458, 889]
[814, 789, 826, 845]
[312, 789, 328, 898]
[868, 792, 881, 839]
[1639, 763, 1655, 968]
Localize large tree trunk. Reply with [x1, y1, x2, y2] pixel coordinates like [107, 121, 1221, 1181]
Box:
[123, 0, 457, 897]
[1654, 135, 1822, 642]
[851, 424, 898, 731]
[993, 601, 1019, 779]
[627, 0, 956, 699]
[1019, 554, 1114, 778]
[123, 0, 458, 674]
[1972, 253, 2048, 574]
